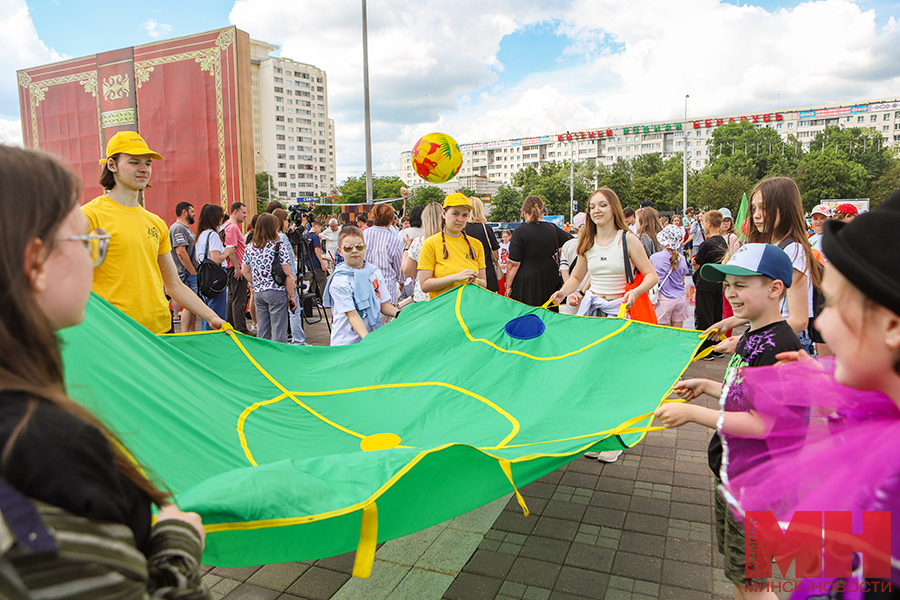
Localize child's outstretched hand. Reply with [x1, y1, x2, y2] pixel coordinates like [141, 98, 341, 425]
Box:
[654, 403, 696, 428]
[671, 378, 706, 400]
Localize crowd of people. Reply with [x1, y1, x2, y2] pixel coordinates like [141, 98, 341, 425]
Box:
[1, 134, 898, 599]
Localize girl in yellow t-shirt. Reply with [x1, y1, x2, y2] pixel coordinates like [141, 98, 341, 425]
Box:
[417, 194, 486, 299]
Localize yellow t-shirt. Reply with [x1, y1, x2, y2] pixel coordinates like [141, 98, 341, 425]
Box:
[418, 232, 486, 299]
[82, 195, 173, 334]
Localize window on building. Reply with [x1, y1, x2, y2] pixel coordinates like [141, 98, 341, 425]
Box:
[276, 144, 285, 150]
[274, 87, 283, 93]
[275, 116, 284, 122]
[787, 122, 793, 128]
[858, 116, 865, 123]
[885, 114, 891, 121]
[275, 96, 283, 103]
[871, 114, 878, 122]
[884, 125, 890, 132]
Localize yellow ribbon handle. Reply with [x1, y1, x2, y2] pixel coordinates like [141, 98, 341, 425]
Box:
[352, 503, 378, 578]
[499, 459, 529, 517]
[540, 297, 558, 310]
[616, 302, 628, 319]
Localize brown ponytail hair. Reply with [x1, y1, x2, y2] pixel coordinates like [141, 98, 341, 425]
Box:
[521, 196, 544, 223]
[0, 146, 169, 506]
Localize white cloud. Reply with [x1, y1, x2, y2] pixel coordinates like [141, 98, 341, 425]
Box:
[0, 0, 64, 120]
[230, 0, 900, 186]
[0, 118, 23, 146]
[142, 18, 173, 39]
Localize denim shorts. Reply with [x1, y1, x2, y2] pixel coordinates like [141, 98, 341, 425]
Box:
[796, 328, 817, 356]
[180, 272, 198, 295]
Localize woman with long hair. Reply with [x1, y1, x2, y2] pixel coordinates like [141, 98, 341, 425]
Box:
[0, 146, 208, 597]
[505, 196, 572, 307]
[464, 197, 501, 293]
[418, 194, 486, 299]
[636, 206, 663, 259]
[274, 208, 305, 345]
[705, 177, 821, 354]
[550, 188, 659, 462]
[240, 213, 296, 343]
[195, 203, 234, 331]
[402, 202, 443, 302]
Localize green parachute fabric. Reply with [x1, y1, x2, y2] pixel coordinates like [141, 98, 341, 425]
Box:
[59, 285, 703, 575]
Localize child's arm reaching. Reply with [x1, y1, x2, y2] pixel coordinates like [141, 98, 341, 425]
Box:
[345, 309, 370, 339]
[655, 403, 769, 438]
[672, 378, 723, 400]
[380, 301, 400, 318]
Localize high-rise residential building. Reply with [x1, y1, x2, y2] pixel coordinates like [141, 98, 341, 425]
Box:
[250, 40, 336, 201]
[401, 96, 900, 188]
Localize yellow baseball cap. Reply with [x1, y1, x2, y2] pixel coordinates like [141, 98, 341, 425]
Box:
[443, 193, 472, 210]
[99, 131, 163, 164]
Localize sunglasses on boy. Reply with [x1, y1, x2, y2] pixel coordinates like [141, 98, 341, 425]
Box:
[342, 243, 365, 252]
[57, 228, 111, 267]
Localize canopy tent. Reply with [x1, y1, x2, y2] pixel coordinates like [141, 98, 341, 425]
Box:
[60, 285, 703, 576]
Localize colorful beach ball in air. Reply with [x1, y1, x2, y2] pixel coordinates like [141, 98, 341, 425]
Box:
[411, 132, 462, 183]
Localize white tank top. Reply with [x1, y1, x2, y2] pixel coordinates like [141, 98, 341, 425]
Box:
[586, 230, 628, 295]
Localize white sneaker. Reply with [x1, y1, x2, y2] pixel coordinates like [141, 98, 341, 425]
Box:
[583, 452, 601, 459]
[597, 450, 623, 463]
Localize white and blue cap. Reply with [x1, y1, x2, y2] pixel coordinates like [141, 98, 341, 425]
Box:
[700, 243, 793, 287]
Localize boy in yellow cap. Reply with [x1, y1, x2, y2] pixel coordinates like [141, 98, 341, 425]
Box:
[417, 193, 486, 299]
[82, 131, 224, 333]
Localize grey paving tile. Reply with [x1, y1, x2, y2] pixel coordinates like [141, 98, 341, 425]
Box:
[478, 538, 502, 552]
[443, 571, 503, 600]
[565, 458, 605, 475]
[553, 566, 608, 599]
[664, 539, 712, 565]
[637, 456, 675, 471]
[673, 460, 711, 475]
[673, 472, 713, 490]
[313, 553, 355, 575]
[210, 578, 242, 600]
[390, 568, 454, 600]
[285, 567, 349, 600]
[522, 586, 552, 600]
[494, 510, 538, 535]
[507, 557, 561, 589]
[203, 574, 223, 589]
[221, 584, 281, 600]
[212, 566, 264, 581]
[547, 592, 584, 600]
[597, 465, 639, 482]
[658, 584, 707, 599]
[542, 500, 588, 522]
[636, 468, 675, 485]
[588, 491, 630, 511]
[499, 580, 527, 598]
[449, 496, 509, 533]
[519, 535, 570, 564]
[329, 560, 408, 600]
[532, 516, 579, 542]
[563, 542, 614, 573]
[463, 549, 516, 579]
[538, 470, 564, 485]
[594, 477, 635, 495]
[607, 575, 633, 591]
[521, 481, 557, 499]
[611, 551, 663, 581]
[559, 472, 599, 489]
[246, 563, 310, 592]
[417, 527, 483, 575]
[582, 506, 626, 529]
[671, 486, 712, 506]
[660, 560, 713, 593]
[276, 594, 305, 600]
[628, 496, 670, 517]
[618, 531, 666, 558]
[623, 512, 668, 536]
[668, 501, 711, 522]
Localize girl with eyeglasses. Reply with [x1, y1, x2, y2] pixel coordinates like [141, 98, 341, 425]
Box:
[0, 146, 209, 597]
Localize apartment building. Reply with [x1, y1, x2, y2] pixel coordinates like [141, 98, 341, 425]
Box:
[400, 97, 900, 187]
[250, 40, 336, 200]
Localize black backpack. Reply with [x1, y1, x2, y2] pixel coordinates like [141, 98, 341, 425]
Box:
[197, 231, 228, 298]
[271, 242, 287, 286]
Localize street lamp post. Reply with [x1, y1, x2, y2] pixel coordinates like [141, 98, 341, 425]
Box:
[683, 94, 689, 216]
[257, 151, 271, 205]
[361, 0, 374, 203]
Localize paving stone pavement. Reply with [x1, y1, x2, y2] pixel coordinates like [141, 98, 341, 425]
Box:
[195, 314, 791, 599]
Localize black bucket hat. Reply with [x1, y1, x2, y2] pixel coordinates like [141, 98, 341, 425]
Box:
[823, 190, 900, 316]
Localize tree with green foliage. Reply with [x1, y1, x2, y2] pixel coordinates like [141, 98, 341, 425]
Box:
[795, 153, 868, 211]
[596, 158, 633, 207]
[708, 121, 798, 182]
[255, 172, 274, 214]
[455, 187, 477, 197]
[409, 185, 445, 208]
[509, 161, 589, 217]
[336, 174, 405, 213]
[691, 171, 754, 213]
[488, 185, 525, 222]
[809, 126, 894, 186]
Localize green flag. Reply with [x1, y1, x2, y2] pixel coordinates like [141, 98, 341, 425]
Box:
[735, 192, 750, 240]
[61, 287, 703, 574]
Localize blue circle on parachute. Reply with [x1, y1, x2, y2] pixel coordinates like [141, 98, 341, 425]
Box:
[504, 314, 546, 340]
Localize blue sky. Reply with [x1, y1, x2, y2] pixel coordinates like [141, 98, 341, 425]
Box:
[4, 0, 900, 182]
